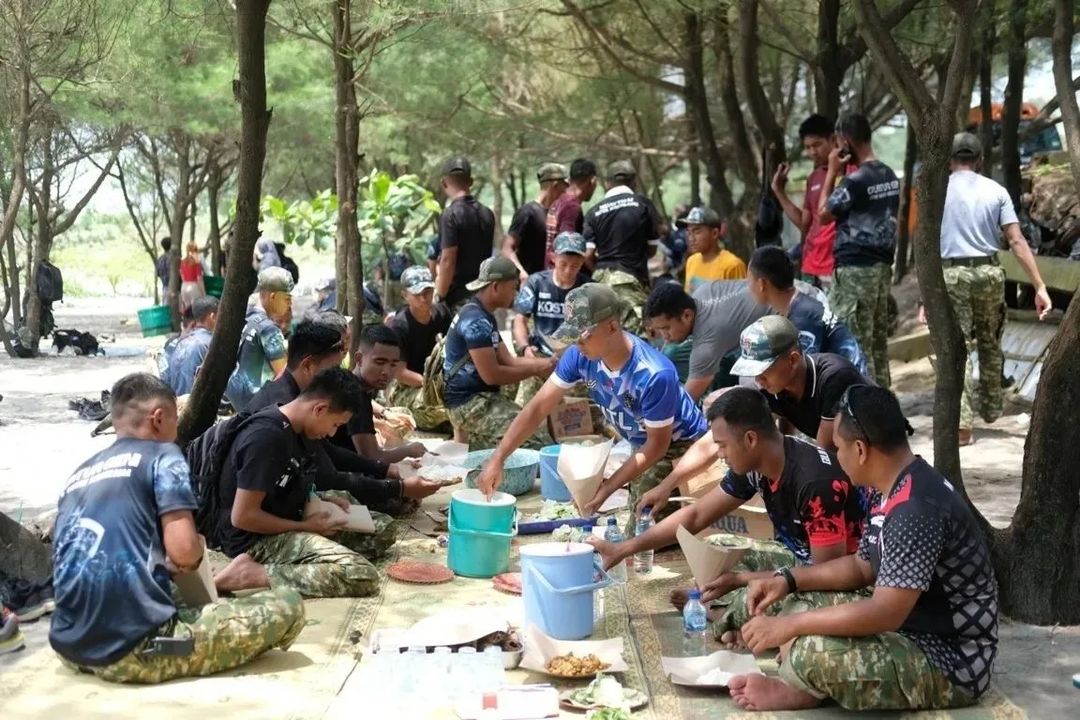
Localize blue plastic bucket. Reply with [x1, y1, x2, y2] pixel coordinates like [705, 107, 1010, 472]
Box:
[447, 489, 516, 578]
[520, 542, 611, 640]
[538, 445, 571, 502]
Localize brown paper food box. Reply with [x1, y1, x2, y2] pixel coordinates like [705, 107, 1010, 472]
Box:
[679, 458, 775, 541]
[548, 396, 594, 441]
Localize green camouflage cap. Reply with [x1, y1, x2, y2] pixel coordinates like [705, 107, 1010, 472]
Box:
[552, 283, 623, 343]
[537, 162, 568, 183]
[951, 132, 982, 158]
[553, 231, 587, 256]
[730, 315, 800, 376]
[257, 266, 295, 293]
[401, 266, 435, 294]
[676, 206, 722, 229]
[606, 160, 636, 183]
[465, 255, 519, 291]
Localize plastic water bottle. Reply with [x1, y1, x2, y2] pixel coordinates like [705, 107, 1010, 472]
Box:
[481, 645, 505, 690]
[682, 589, 709, 655]
[453, 647, 479, 703]
[604, 517, 628, 583]
[634, 507, 655, 574]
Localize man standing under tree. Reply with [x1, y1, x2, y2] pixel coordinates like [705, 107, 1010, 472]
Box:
[771, 115, 847, 291]
[929, 132, 1052, 445]
[679, 207, 747, 291]
[818, 113, 899, 388]
[545, 158, 598, 268]
[435, 156, 495, 310]
[583, 160, 663, 334]
[503, 163, 568, 280]
[727, 386, 997, 713]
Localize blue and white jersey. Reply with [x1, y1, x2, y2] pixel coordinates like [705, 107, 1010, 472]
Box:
[552, 333, 708, 447]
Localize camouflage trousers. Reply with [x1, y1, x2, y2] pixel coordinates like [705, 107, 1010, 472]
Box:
[248, 531, 381, 599]
[781, 630, 974, 711]
[944, 264, 1006, 430]
[317, 490, 402, 561]
[625, 439, 696, 535]
[59, 587, 305, 684]
[831, 263, 892, 387]
[448, 391, 550, 451]
[386, 381, 450, 431]
[592, 268, 647, 336]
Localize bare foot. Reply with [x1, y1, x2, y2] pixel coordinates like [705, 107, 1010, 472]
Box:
[214, 553, 271, 593]
[719, 630, 748, 650]
[728, 674, 820, 711]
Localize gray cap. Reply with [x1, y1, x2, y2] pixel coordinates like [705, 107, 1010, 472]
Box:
[537, 162, 568, 183]
[676, 206, 722, 229]
[606, 160, 636, 183]
[441, 155, 472, 178]
[257, 266, 295, 293]
[730, 316, 801, 377]
[401, 266, 435, 294]
[952, 132, 982, 158]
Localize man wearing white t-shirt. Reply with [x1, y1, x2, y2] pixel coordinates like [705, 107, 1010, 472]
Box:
[929, 132, 1051, 445]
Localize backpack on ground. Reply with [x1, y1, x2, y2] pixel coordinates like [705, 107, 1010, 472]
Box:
[184, 413, 256, 544]
[420, 333, 469, 411]
[36, 260, 64, 304]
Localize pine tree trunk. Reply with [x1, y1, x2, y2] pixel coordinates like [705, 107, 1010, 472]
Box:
[207, 159, 224, 275]
[333, 0, 363, 343]
[991, 285, 1080, 623]
[1000, 0, 1026, 205]
[177, 0, 272, 446]
[167, 136, 192, 330]
[978, 20, 996, 178]
[893, 124, 918, 282]
[814, 0, 843, 121]
[1051, 0, 1080, 194]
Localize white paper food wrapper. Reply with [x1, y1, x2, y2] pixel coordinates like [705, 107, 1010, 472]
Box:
[556, 439, 612, 514]
[676, 525, 747, 589]
[519, 624, 628, 675]
[428, 440, 469, 463]
[305, 497, 375, 534]
[400, 607, 512, 648]
[173, 536, 219, 606]
[603, 440, 634, 479]
[661, 650, 762, 687]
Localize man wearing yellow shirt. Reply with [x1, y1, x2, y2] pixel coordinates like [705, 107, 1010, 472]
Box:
[680, 206, 747, 291]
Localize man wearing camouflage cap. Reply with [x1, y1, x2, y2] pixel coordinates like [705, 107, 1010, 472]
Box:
[930, 132, 1051, 445]
[582, 160, 665, 334]
[478, 283, 708, 529]
[511, 231, 590, 406]
[225, 266, 294, 409]
[385, 266, 453, 430]
[442, 256, 557, 450]
[502, 163, 569, 280]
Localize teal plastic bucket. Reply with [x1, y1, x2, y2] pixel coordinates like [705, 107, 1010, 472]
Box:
[137, 305, 172, 337]
[539, 445, 571, 502]
[447, 489, 517, 578]
[520, 542, 611, 640]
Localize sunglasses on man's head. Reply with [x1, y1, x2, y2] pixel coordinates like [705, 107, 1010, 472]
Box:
[838, 384, 872, 440]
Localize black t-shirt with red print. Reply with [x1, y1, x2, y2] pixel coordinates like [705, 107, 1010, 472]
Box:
[719, 435, 867, 564]
[858, 457, 998, 698]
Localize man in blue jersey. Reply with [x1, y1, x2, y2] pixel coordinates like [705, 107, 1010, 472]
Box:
[477, 283, 708, 523]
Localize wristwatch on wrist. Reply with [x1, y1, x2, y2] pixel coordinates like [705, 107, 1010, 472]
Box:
[774, 566, 797, 594]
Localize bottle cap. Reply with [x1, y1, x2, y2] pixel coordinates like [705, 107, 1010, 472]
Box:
[607, 516, 617, 525]
[688, 589, 701, 600]
[482, 692, 498, 710]
[641, 505, 653, 515]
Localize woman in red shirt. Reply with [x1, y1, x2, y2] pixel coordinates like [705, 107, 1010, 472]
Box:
[179, 241, 205, 315]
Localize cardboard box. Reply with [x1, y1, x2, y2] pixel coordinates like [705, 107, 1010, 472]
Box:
[678, 457, 727, 499]
[708, 495, 774, 541]
[548, 396, 594, 440]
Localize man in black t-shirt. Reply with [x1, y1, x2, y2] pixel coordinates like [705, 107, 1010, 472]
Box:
[728, 386, 996, 712]
[582, 160, 662, 334]
[435, 156, 496, 309]
[385, 266, 453, 430]
[213, 368, 392, 599]
[589, 388, 866, 640]
[503, 163, 567, 279]
[818, 113, 899, 388]
[51, 374, 305, 684]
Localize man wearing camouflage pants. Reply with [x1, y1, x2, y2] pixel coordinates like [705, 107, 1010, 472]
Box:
[818, 113, 900, 388]
[930, 132, 1052, 445]
[210, 368, 393, 599]
[583, 161, 664, 335]
[476, 284, 707, 530]
[51, 373, 305, 684]
[728, 386, 998, 712]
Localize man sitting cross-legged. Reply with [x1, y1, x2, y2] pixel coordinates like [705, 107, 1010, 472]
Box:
[50, 374, 304, 684]
[209, 368, 387, 599]
[728, 385, 997, 712]
[588, 388, 866, 644]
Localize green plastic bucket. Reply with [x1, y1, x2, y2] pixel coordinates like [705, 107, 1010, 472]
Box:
[204, 275, 225, 298]
[137, 305, 172, 337]
[447, 489, 516, 578]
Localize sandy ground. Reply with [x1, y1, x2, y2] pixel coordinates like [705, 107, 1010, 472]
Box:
[1, 297, 1077, 715]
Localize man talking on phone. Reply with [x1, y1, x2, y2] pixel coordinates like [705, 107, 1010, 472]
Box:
[817, 113, 900, 389]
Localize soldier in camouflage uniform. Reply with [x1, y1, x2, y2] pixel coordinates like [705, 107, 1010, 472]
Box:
[476, 284, 708, 524]
[442, 256, 557, 449]
[935, 133, 1052, 443]
[727, 386, 997, 712]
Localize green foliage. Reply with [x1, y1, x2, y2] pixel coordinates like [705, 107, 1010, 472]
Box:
[357, 170, 441, 276]
[259, 190, 338, 250]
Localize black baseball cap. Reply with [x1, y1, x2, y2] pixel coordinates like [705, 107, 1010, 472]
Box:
[441, 156, 472, 178]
